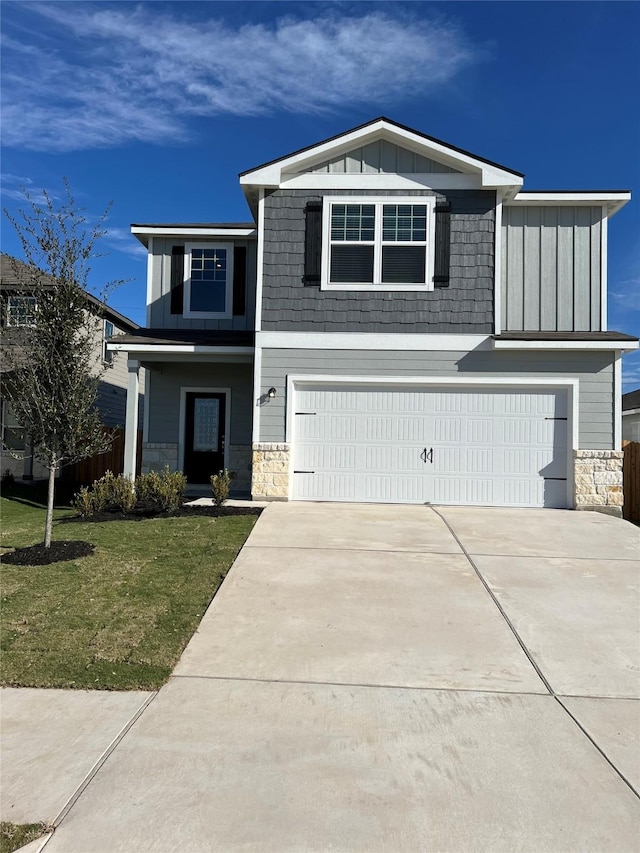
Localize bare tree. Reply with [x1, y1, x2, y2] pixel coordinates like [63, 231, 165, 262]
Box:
[2, 182, 123, 547]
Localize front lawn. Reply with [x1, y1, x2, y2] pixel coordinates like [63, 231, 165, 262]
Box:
[0, 483, 258, 690]
[0, 822, 49, 853]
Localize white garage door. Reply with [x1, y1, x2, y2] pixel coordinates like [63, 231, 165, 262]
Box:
[292, 385, 569, 508]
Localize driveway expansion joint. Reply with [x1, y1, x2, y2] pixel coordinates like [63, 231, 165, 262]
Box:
[49, 691, 159, 833]
[170, 673, 549, 698]
[432, 507, 640, 803]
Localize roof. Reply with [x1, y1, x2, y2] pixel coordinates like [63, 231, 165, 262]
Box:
[130, 223, 257, 248]
[111, 329, 254, 347]
[130, 222, 255, 229]
[0, 254, 139, 332]
[495, 331, 639, 342]
[239, 116, 525, 179]
[622, 389, 640, 411]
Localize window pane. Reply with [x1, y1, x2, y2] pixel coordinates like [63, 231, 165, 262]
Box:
[331, 204, 375, 242]
[193, 398, 220, 451]
[382, 247, 426, 283]
[330, 245, 374, 282]
[190, 281, 226, 312]
[382, 205, 427, 241]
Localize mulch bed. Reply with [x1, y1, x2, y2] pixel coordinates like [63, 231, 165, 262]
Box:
[62, 504, 263, 524]
[2, 540, 95, 566]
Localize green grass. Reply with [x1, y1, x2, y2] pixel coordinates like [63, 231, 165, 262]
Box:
[0, 483, 257, 690]
[0, 822, 49, 853]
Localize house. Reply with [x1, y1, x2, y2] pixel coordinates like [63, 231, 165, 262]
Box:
[110, 117, 638, 514]
[622, 389, 640, 442]
[0, 253, 145, 480]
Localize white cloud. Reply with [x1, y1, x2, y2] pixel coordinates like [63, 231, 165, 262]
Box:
[104, 227, 147, 259]
[1, 5, 477, 152]
[611, 279, 640, 312]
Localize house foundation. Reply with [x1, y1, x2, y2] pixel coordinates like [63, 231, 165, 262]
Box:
[573, 449, 624, 516]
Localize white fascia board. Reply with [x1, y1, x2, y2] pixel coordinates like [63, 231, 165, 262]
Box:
[492, 339, 639, 352]
[131, 226, 256, 246]
[507, 192, 631, 217]
[622, 407, 640, 417]
[257, 332, 492, 351]
[494, 195, 503, 335]
[240, 120, 523, 187]
[107, 343, 255, 355]
[280, 173, 484, 192]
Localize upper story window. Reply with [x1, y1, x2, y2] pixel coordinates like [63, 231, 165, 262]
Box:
[321, 197, 435, 291]
[103, 319, 115, 365]
[6, 295, 37, 327]
[183, 243, 234, 319]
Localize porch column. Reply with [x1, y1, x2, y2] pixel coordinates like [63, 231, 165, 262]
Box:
[123, 359, 140, 480]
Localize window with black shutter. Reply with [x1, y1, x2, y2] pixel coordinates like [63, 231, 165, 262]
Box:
[322, 197, 436, 290]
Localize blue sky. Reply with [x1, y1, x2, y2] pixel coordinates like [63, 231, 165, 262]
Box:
[2, 1, 639, 387]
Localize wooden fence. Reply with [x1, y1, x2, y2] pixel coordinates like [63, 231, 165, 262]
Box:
[62, 429, 142, 484]
[622, 440, 640, 524]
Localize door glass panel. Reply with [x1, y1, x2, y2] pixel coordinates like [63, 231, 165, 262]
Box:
[193, 398, 220, 451]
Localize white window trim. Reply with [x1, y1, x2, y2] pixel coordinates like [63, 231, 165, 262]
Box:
[103, 319, 115, 365]
[6, 295, 37, 327]
[183, 242, 234, 319]
[320, 196, 436, 292]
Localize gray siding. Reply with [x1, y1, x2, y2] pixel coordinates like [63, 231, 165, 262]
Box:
[259, 348, 614, 449]
[148, 238, 257, 331]
[262, 189, 495, 333]
[307, 141, 459, 174]
[146, 362, 253, 445]
[502, 206, 603, 332]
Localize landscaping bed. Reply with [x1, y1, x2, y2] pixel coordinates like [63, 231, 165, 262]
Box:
[0, 483, 260, 690]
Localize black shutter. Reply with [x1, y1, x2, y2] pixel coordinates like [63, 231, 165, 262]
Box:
[304, 201, 322, 285]
[433, 201, 451, 288]
[232, 245, 247, 316]
[170, 246, 185, 314]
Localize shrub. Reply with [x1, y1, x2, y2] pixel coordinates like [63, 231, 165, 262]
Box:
[72, 471, 136, 515]
[136, 466, 186, 513]
[72, 485, 94, 517]
[2, 469, 15, 485]
[210, 469, 231, 506]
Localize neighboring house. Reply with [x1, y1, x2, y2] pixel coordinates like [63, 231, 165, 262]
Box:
[0, 253, 145, 480]
[110, 117, 637, 514]
[622, 389, 640, 442]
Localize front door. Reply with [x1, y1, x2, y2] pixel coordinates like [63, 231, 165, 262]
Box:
[184, 392, 226, 484]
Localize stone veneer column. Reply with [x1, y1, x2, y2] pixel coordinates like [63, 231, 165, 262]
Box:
[573, 450, 624, 516]
[141, 443, 178, 474]
[251, 443, 290, 501]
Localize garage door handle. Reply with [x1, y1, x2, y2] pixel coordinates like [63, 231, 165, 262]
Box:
[421, 447, 434, 464]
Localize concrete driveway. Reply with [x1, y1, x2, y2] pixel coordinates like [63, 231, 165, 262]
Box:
[7, 504, 640, 852]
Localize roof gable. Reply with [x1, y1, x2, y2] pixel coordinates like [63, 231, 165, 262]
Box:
[239, 117, 524, 191]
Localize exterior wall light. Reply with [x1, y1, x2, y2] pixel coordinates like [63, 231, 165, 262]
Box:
[268, 387, 277, 399]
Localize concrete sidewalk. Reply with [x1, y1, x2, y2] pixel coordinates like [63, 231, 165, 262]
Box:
[2, 503, 639, 852]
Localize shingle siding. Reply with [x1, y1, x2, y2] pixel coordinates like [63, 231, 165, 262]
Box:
[261, 189, 495, 333]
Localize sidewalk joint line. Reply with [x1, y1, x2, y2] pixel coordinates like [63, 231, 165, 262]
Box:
[431, 506, 640, 802]
[50, 691, 159, 830]
[170, 673, 548, 698]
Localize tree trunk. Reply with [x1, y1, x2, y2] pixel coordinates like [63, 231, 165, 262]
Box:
[44, 462, 57, 548]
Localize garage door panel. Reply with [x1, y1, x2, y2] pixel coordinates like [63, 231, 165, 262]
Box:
[292, 385, 569, 508]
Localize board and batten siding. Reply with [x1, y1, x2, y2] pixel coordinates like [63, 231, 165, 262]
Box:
[262, 189, 495, 333]
[148, 237, 257, 331]
[305, 141, 460, 174]
[258, 348, 614, 449]
[501, 206, 603, 332]
[145, 362, 253, 445]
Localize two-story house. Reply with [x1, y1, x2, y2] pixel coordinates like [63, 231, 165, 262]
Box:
[110, 118, 637, 514]
[0, 253, 145, 480]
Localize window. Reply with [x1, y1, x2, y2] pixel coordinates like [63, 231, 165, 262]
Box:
[6, 296, 37, 327]
[103, 319, 115, 364]
[1, 399, 25, 452]
[322, 197, 435, 291]
[183, 243, 234, 318]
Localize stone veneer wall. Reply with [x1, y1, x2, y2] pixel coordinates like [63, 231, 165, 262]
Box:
[141, 442, 178, 474]
[251, 443, 290, 500]
[574, 450, 623, 516]
[228, 444, 252, 494]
